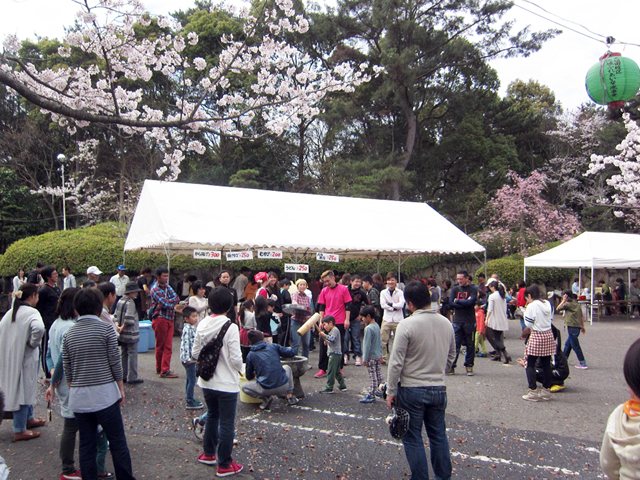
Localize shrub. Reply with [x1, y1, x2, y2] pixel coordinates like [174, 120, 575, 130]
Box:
[477, 253, 572, 288]
[0, 222, 472, 278]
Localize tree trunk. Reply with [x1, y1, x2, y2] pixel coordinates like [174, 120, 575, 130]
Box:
[119, 155, 126, 223]
[297, 122, 306, 189]
[390, 88, 418, 200]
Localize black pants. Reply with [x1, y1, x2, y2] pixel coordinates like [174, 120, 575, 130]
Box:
[485, 327, 506, 352]
[75, 401, 135, 480]
[452, 322, 475, 368]
[318, 324, 345, 371]
[61, 417, 79, 474]
[526, 355, 551, 390]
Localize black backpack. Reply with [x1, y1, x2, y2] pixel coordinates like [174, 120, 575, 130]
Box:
[197, 320, 232, 381]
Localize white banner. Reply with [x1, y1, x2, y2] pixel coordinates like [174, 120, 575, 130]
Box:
[316, 252, 340, 263]
[284, 263, 310, 274]
[193, 249, 222, 260]
[257, 249, 283, 259]
[225, 250, 254, 261]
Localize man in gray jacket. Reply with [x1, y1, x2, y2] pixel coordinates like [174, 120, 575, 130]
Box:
[386, 281, 456, 480]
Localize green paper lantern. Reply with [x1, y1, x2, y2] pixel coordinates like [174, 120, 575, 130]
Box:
[585, 52, 640, 108]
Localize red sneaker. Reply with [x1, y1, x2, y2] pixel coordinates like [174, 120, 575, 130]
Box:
[197, 453, 217, 465]
[60, 471, 82, 480]
[313, 369, 327, 378]
[216, 460, 244, 477]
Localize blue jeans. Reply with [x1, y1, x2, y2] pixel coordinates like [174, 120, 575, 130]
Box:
[344, 319, 362, 357]
[563, 326, 586, 364]
[452, 322, 475, 368]
[398, 386, 451, 480]
[12, 404, 33, 432]
[290, 319, 310, 358]
[183, 362, 197, 404]
[203, 389, 238, 468]
[75, 400, 135, 480]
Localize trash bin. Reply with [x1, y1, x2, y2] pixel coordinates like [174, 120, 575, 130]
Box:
[138, 321, 152, 353]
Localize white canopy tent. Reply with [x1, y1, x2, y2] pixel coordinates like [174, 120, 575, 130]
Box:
[124, 180, 485, 270]
[524, 231, 640, 322]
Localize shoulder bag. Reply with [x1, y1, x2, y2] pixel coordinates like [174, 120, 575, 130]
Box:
[197, 320, 232, 381]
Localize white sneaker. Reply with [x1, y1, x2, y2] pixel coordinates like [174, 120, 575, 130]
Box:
[522, 389, 540, 402]
[538, 388, 552, 401]
[355, 356, 362, 366]
[343, 354, 349, 365]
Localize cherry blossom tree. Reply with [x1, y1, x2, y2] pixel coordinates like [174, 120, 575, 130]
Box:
[587, 112, 640, 226]
[0, 0, 374, 180]
[478, 170, 582, 254]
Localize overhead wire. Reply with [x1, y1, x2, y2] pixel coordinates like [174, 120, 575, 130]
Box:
[518, 0, 608, 40]
[513, 0, 640, 49]
[511, 1, 605, 45]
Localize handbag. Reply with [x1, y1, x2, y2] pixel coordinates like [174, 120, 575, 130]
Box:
[196, 320, 232, 381]
[239, 326, 251, 346]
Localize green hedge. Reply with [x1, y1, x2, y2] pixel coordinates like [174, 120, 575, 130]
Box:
[0, 222, 476, 278]
[476, 253, 571, 288]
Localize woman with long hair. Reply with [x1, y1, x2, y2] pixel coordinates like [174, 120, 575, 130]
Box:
[485, 279, 511, 365]
[45, 288, 85, 479]
[0, 283, 46, 441]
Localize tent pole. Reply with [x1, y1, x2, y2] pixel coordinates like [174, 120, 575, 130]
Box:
[164, 245, 171, 275]
[590, 266, 594, 325]
[578, 268, 582, 293]
[484, 250, 487, 277]
[524, 266, 527, 283]
[629, 268, 632, 318]
[398, 254, 401, 285]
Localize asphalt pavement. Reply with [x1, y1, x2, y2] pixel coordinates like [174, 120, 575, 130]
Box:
[1, 315, 637, 479]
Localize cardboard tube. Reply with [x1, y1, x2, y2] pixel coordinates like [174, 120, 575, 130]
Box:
[297, 312, 321, 336]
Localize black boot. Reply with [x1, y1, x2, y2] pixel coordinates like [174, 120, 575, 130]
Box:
[502, 349, 511, 364]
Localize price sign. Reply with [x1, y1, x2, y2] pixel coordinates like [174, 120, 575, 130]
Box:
[284, 263, 310, 273]
[225, 250, 254, 261]
[193, 249, 222, 260]
[316, 252, 340, 263]
[257, 249, 283, 259]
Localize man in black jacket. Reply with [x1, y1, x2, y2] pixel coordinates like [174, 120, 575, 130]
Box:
[448, 271, 478, 376]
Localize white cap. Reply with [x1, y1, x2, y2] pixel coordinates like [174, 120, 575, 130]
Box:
[86, 266, 103, 276]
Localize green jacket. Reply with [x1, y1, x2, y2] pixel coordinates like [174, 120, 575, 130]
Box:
[557, 300, 583, 328]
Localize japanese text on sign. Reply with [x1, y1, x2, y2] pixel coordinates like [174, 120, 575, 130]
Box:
[257, 249, 283, 259]
[284, 263, 310, 273]
[193, 249, 222, 260]
[225, 250, 254, 261]
[316, 252, 340, 263]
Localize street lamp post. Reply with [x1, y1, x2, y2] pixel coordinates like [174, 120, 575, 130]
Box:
[57, 153, 67, 230]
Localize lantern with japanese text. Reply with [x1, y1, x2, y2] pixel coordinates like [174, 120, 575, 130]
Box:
[585, 52, 640, 110]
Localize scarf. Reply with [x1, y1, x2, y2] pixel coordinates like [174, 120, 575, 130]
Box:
[623, 399, 640, 417]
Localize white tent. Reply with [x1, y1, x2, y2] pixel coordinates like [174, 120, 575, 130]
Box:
[124, 180, 485, 261]
[524, 232, 640, 322]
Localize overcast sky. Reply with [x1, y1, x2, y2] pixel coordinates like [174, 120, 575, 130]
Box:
[2, 0, 640, 111]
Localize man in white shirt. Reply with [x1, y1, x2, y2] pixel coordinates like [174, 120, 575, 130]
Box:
[110, 265, 130, 308]
[380, 273, 405, 362]
[62, 266, 76, 290]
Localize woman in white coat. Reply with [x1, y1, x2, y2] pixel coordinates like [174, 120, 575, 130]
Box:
[0, 283, 46, 441]
[485, 279, 512, 365]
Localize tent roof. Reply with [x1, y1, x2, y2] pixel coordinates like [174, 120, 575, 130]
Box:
[524, 232, 640, 269]
[124, 180, 485, 257]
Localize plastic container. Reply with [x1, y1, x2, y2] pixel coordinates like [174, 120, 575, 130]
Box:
[239, 369, 261, 404]
[138, 322, 152, 353]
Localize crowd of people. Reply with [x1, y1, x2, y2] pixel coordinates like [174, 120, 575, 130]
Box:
[0, 262, 638, 479]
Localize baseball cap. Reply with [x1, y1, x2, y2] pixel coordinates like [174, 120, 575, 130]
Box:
[117, 264, 126, 271]
[86, 266, 103, 276]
